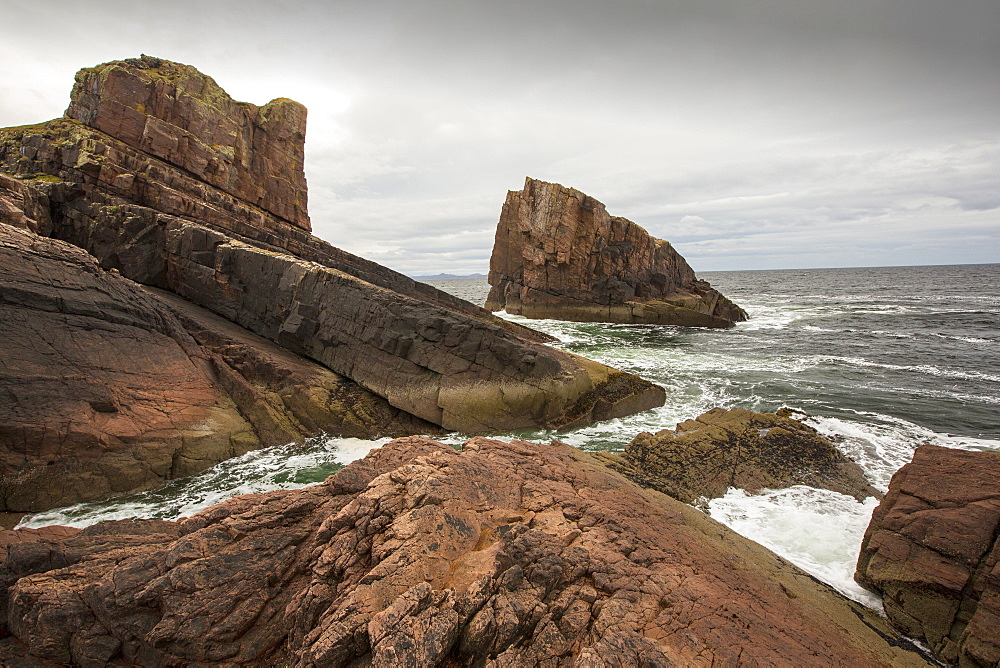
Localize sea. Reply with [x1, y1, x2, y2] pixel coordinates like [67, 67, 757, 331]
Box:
[20, 264, 1000, 609]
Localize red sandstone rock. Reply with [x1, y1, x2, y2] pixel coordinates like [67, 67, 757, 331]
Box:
[0, 437, 930, 666]
[66, 55, 311, 230]
[486, 177, 748, 327]
[856, 444, 1000, 666]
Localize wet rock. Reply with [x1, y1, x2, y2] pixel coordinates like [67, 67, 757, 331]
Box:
[0, 437, 929, 666]
[601, 407, 880, 504]
[486, 177, 748, 327]
[856, 444, 1000, 666]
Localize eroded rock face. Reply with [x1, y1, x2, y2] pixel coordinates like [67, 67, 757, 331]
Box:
[856, 445, 1000, 667]
[66, 54, 310, 230]
[0, 223, 436, 515]
[0, 57, 665, 441]
[486, 177, 748, 327]
[0, 437, 929, 666]
[600, 407, 880, 504]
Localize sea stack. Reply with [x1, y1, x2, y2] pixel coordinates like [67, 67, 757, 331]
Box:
[0, 57, 666, 514]
[485, 177, 748, 328]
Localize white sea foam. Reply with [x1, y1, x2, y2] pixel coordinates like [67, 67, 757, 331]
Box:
[708, 487, 883, 609]
[17, 436, 388, 529]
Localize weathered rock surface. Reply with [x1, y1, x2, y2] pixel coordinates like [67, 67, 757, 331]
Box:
[856, 445, 1000, 667]
[0, 57, 665, 443]
[0, 223, 437, 515]
[486, 177, 748, 327]
[599, 407, 880, 505]
[0, 437, 930, 666]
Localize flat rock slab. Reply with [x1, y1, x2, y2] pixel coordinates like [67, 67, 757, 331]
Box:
[0, 437, 930, 666]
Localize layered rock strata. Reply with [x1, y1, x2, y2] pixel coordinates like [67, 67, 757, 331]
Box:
[486, 177, 748, 327]
[856, 445, 1000, 667]
[0, 223, 435, 516]
[0, 437, 930, 666]
[0, 56, 668, 511]
[65, 54, 311, 230]
[599, 407, 880, 504]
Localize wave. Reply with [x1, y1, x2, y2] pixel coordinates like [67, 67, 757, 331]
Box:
[17, 436, 388, 530]
[708, 487, 882, 609]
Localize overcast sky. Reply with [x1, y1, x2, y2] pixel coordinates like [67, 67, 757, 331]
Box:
[2, 0, 997, 274]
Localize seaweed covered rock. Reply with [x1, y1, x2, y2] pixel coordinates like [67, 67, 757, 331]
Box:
[601, 407, 879, 504]
[856, 445, 1000, 667]
[485, 177, 748, 327]
[0, 437, 929, 666]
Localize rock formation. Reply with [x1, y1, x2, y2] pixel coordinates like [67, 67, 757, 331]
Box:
[0, 223, 436, 517]
[65, 55, 311, 230]
[598, 407, 880, 504]
[485, 177, 748, 327]
[0, 57, 667, 512]
[0, 436, 930, 666]
[856, 445, 1000, 667]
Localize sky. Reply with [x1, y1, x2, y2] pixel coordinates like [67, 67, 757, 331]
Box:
[1, 0, 997, 274]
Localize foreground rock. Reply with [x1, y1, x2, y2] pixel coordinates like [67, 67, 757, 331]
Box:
[485, 177, 748, 327]
[600, 407, 880, 504]
[0, 223, 435, 516]
[856, 445, 1000, 666]
[0, 437, 929, 666]
[0, 56, 667, 509]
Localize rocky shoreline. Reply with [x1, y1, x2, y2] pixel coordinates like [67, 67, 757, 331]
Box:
[0, 437, 932, 666]
[0, 56, 663, 516]
[0, 56, 994, 667]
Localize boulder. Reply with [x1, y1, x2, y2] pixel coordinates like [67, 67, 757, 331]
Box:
[485, 177, 748, 327]
[600, 407, 880, 504]
[856, 444, 1000, 666]
[0, 222, 437, 516]
[0, 57, 666, 440]
[0, 437, 930, 666]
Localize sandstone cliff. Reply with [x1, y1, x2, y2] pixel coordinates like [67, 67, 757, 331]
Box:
[0, 437, 930, 666]
[599, 407, 880, 505]
[486, 177, 748, 327]
[856, 445, 1000, 666]
[0, 57, 666, 513]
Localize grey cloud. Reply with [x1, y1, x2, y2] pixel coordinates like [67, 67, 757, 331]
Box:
[2, 0, 998, 273]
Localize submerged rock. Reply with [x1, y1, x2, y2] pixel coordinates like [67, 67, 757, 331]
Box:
[856, 444, 1000, 667]
[0, 57, 667, 510]
[600, 407, 880, 504]
[0, 437, 929, 666]
[485, 177, 748, 327]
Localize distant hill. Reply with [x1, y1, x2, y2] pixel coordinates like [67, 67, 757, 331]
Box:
[411, 273, 488, 281]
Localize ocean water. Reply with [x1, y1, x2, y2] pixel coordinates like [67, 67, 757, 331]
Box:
[20, 264, 1000, 608]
